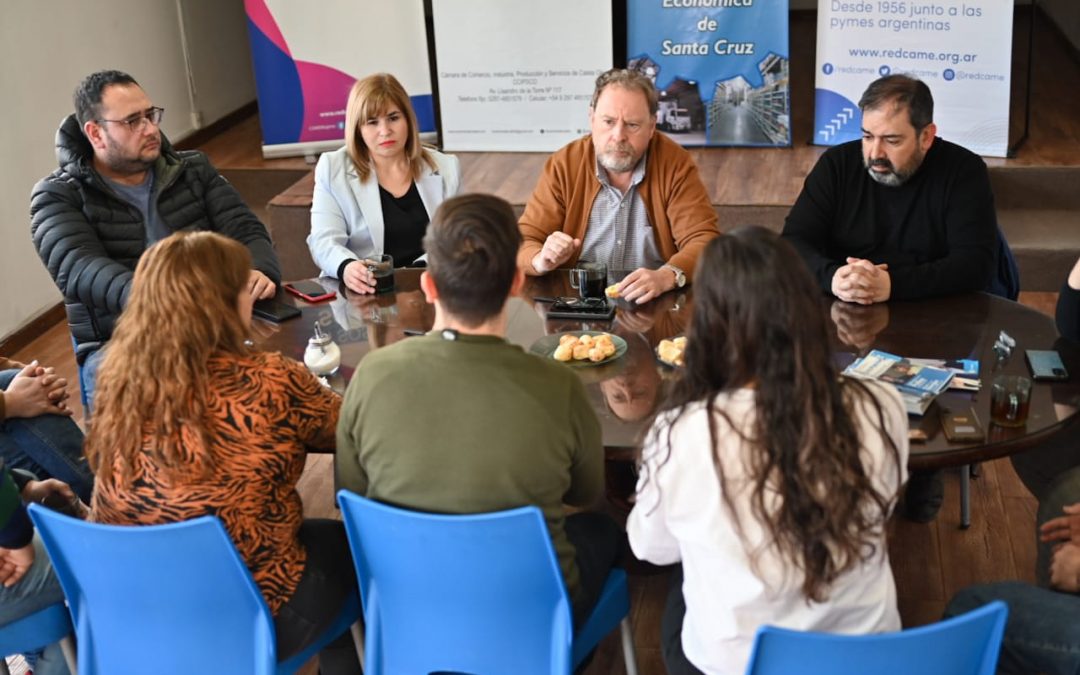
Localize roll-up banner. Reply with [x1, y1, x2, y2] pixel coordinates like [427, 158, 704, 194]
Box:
[244, 0, 434, 159]
[627, 0, 791, 147]
[814, 0, 1012, 157]
[432, 0, 613, 152]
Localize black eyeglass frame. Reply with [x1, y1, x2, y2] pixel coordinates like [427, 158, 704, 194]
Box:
[96, 106, 165, 131]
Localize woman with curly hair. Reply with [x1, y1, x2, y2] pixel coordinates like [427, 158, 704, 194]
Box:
[87, 231, 360, 673]
[628, 226, 909, 675]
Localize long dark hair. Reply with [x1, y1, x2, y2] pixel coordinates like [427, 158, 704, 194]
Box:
[645, 226, 902, 602]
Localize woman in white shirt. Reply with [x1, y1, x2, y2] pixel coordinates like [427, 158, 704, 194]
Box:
[307, 73, 460, 293]
[627, 226, 909, 675]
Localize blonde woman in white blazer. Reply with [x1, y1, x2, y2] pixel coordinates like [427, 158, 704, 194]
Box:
[308, 74, 461, 293]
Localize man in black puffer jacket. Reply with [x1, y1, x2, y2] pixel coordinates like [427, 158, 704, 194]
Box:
[30, 70, 281, 409]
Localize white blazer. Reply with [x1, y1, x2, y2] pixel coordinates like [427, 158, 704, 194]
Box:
[307, 145, 461, 275]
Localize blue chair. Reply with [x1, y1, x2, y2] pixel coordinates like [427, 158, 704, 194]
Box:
[27, 505, 361, 675]
[336, 490, 639, 675]
[0, 602, 77, 675]
[744, 600, 1008, 675]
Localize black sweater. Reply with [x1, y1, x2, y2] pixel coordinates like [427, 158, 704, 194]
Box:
[781, 138, 998, 300]
[1057, 282, 1080, 343]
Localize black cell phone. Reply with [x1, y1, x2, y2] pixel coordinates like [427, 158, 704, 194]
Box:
[546, 298, 616, 321]
[283, 281, 336, 303]
[941, 407, 986, 443]
[252, 299, 301, 323]
[1026, 349, 1069, 381]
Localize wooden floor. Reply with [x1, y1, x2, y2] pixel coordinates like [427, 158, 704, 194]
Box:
[11, 7, 1078, 673]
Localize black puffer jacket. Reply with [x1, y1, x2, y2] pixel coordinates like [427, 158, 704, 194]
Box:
[31, 114, 281, 364]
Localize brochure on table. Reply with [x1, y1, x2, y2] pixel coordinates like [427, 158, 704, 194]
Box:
[843, 349, 955, 415]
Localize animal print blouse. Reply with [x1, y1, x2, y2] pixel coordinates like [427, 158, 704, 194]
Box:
[92, 351, 341, 614]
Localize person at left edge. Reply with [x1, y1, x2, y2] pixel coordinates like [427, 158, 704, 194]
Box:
[307, 73, 461, 294]
[30, 70, 281, 410]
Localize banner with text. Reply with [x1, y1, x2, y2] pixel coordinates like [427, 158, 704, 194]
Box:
[433, 0, 612, 152]
[245, 0, 433, 158]
[627, 0, 791, 147]
[815, 0, 1012, 157]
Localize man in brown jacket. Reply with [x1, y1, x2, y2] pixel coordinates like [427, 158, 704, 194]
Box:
[518, 69, 720, 304]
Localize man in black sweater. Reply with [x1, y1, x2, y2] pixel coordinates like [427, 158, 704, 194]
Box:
[783, 75, 1010, 522]
[782, 74, 1005, 305]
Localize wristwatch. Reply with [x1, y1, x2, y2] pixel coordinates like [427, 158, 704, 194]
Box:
[662, 264, 687, 289]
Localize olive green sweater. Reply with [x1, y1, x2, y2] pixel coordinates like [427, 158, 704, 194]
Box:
[336, 331, 603, 602]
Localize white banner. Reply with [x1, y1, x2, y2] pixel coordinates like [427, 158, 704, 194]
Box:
[432, 0, 613, 152]
[814, 0, 1012, 157]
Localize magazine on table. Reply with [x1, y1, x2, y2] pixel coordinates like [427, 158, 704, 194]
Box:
[907, 357, 980, 391]
[843, 350, 955, 415]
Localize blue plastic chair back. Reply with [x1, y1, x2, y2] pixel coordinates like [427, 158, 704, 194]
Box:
[28, 505, 278, 675]
[337, 491, 575, 675]
[745, 600, 1008, 675]
[0, 602, 73, 659]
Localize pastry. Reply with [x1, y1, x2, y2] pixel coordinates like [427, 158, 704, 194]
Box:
[550, 332, 619, 364]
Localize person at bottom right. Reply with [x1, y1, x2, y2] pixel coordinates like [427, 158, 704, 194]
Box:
[946, 463, 1080, 675]
[945, 255, 1080, 674]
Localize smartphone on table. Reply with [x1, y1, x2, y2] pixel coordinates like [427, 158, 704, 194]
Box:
[283, 281, 337, 303]
[1026, 349, 1069, 381]
[940, 407, 986, 443]
[252, 299, 301, 323]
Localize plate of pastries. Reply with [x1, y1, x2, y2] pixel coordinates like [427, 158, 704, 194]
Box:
[530, 331, 628, 367]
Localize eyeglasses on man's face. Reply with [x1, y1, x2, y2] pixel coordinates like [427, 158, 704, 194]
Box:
[97, 107, 165, 132]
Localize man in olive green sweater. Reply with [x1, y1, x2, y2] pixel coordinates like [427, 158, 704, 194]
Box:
[336, 193, 621, 624]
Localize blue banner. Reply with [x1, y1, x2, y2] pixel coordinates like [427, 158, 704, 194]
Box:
[627, 0, 791, 147]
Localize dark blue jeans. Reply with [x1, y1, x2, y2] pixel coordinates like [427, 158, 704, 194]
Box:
[565, 511, 623, 627]
[660, 566, 706, 675]
[77, 347, 105, 416]
[0, 534, 70, 675]
[945, 581, 1080, 674]
[0, 369, 92, 502]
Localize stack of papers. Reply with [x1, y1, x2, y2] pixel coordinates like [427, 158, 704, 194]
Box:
[843, 350, 956, 415]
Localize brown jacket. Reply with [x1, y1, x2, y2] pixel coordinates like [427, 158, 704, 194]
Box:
[518, 132, 719, 280]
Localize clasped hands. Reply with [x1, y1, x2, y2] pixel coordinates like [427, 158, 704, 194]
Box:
[832, 257, 891, 305]
[4, 361, 71, 418]
[1040, 502, 1080, 592]
[532, 232, 675, 304]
